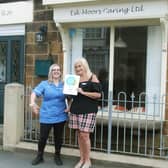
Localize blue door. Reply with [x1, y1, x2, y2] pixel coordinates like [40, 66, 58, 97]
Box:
[0, 36, 24, 124]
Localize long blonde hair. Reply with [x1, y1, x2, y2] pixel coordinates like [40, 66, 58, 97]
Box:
[74, 57, 92, 78]
[48, 64, 62, 83]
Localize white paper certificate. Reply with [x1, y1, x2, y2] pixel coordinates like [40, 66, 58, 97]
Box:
[63, 74, 80, 95]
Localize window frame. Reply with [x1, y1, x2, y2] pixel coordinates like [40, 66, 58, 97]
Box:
[62, 19, 166, 120]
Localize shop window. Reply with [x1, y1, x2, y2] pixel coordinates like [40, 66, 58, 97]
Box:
[69, 25, 162, 116]
[113, 26, 162, 116]
[84, 28, 106, 39]
[0, 41, 7, 82]
[113, 27, 147, 109]
[83, 27, 110, 108]
[83, 27, 110, 74]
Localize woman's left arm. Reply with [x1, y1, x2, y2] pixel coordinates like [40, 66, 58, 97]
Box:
[78, 89, 101, 99]
[64, 96, 73, 112]
[78, 74, 101, 99]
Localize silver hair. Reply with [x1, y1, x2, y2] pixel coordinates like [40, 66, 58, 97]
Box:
[74, 57, 92, 78]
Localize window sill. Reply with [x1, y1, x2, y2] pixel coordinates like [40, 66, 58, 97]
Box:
[97, 109, 163, 130]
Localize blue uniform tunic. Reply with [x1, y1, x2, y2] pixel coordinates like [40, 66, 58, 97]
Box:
[33, 80, 68, 124]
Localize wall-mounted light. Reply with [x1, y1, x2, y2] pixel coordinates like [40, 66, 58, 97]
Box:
[35, 25, 47, 43]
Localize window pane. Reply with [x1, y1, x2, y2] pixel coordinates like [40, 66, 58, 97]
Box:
[83, 28, 110, 71]
[83, 27, 110, 106]
[114, 27, 147, 109]
[11, 40, 21, 82]
[84, 28, 105, 39]
[0, 41, 7, 82]
[70, 26, 161, 115]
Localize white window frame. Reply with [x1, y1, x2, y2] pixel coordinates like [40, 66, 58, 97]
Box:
[59, 19, 166, 123]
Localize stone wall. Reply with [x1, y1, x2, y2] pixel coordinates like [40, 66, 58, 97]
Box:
[25, 0, 63, 87]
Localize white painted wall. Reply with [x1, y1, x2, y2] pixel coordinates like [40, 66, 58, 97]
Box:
[146, 26, 162, 115]
[70, 28, 83, 73]
[0, 1, 33, 25]
[0, 24, 25, 36]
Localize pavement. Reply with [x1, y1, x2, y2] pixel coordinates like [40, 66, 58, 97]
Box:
[0, 127, 167, 168]
[0, 148, 152, 168]
[0, 126, 152, 168]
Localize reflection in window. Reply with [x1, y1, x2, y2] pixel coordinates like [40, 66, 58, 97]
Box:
[11, 40, 21, 82]
[114, 27, 147, 109]
[0, 41, 7, 82]
[84, 28, 106, 39]
[80, 26, 161, 115]
[83, 27, 110, 107]
[83, 27, 110, 74]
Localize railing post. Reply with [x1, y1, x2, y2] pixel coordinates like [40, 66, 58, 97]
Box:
[107, 91, 113, 153]
[3, 83, 24, 151]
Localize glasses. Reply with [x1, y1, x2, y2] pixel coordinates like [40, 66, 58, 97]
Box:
[52, 68, 61, 72]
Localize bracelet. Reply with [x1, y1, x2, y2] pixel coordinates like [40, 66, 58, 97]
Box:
[29, 103, 36, 107]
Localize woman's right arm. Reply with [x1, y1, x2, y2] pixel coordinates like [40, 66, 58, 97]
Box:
[29, 92, 40, 115]
[30, 92, 37, 106]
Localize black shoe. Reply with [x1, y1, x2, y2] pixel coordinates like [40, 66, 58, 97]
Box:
[31, 155, 44, 165]
[54, 155, 63, 165]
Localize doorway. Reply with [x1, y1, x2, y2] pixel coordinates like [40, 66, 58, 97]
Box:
[0, 36, 24, 124]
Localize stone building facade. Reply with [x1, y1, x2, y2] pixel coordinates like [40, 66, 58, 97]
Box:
[1, 0, 168, 159]
[25, 0, 63, 87]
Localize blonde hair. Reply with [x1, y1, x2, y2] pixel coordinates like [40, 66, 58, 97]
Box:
[48, 64, 62, 83]
[74, 57, 92, 78]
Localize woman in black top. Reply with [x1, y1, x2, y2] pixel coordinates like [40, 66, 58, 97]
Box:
[68, 58, 101, 168]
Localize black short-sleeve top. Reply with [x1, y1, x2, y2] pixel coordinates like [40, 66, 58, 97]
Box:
[70, 79, 102, 115]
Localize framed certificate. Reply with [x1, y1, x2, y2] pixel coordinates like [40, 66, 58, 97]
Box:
[63, 74, 80, 95]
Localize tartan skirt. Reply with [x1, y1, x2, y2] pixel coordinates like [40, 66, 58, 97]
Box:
[68, 113, 96, 133]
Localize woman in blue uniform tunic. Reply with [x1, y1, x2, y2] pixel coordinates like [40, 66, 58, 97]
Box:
[30, 64, 68, 166]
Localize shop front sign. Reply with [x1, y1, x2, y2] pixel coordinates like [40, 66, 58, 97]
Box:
[0, 1, 33, 25]
[53, 0, 167, 23]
